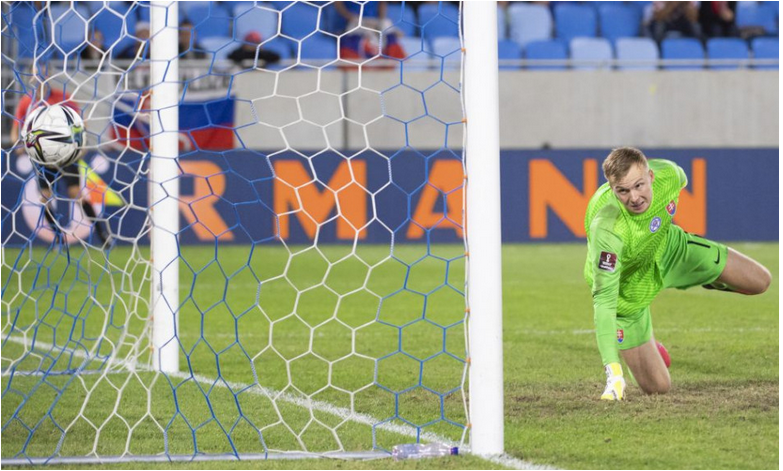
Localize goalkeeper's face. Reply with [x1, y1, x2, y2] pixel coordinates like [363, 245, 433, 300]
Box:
[610, 163, 654, 214]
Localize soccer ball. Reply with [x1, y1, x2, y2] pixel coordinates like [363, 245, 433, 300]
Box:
[22, 104, 84, 168]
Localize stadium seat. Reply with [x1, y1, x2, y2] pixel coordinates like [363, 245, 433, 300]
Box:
[9, 2, 40, 57]
[91, 6, 138, 56]
[281, 2, 320, 40]
[234, 4, 280, 42]
[751, 37, 779, 69]
[706, 38, 750, 69]
[590, 1, 619, 9]
[398, 36, 434, 70]
[199, 36, 234, 62]
[554, 3, 598, 43]
[661, 38, 704, 69]
[736, 1, 779, 34]
[50, 4, 90, 55]
[184, 2, 231, 40]
[431, 36, 462, 69]
[108, 1, 133, 15]
[299, 34, 338, 67]
[316, 3, 345, 35]
[498, 40, 522, 70]
[386, 2, 417, 37]
[271, 1, 295, 11]
[570, 37, 613, 70]
[508, 3, 553, 49]
[598, 4, 642, 42]
[137, 3, 151, 23]
[615, 37, 659, 70]
[76, 1, 103, 15]
[524, 39, 568, 70]
[419, 2, 460, 41]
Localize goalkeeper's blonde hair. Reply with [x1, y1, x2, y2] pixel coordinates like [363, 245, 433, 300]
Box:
[603, 147, 648, 183]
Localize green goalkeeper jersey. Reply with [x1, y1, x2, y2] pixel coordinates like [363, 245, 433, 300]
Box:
[584, 159, 688, 364]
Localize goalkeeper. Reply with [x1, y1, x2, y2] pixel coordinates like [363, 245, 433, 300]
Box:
[584, 147, 770, 401]
[11, 65, 111, 247]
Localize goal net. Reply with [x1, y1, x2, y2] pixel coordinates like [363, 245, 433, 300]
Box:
[1, 1, 500, 464]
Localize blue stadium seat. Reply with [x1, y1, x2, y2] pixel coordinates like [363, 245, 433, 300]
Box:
[317, 2, 345, 35]
[524, 39, 568, 70]
[50, 4, 90, 55]
[508, 3, 553, 49]
[234, 4, 280, 42]
[9, 2, 41, 58]
[137, 2, 151, 23]
[661, 38, 704, 69]
[90, 6, 138, 56]
[199, 36, 234, 62]
[598, 4, 642, 42]
[386, 2, 417, 37]
[736, 1, 779, 34]
[615, 37, 659, 70]
[591, 1, 620, 9]
[398, 36, 434, 70]
[185, 2, 231, 40]
[108, 1, 133, 15]
[299, 34, 338, 67]
[570, 37, 613, 70]
[751, 37, 779, 69]
[281, 2, 320, 39]
[431, 36, 462, 69]
[498, 40, 522, 70]
[76, 1, 103, 15]
[554, 3, 598, 42]
[271, 1, 295, 11]
[419, 2, 460, 41]
[707, 38, 750, 69]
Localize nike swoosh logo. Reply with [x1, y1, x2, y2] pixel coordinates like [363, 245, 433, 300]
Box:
[714, 250, 721, 264]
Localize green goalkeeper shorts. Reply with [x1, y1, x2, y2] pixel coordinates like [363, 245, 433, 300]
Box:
[616, 226, 729, 351]
[661, 225, 729, 290]
[616, 306, 653, 351]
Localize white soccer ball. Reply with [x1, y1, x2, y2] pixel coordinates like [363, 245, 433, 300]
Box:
[22, 104, 84, 168]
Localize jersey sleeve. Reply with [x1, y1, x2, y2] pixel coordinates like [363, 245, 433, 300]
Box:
[588, 218, 624, 365]
[676, 163, 688, 189]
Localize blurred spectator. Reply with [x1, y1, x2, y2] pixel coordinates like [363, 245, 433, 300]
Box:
[81, 30, 106, 60]
[117, 22, 150, 59]
[335, 1, 405, 63]
[699, 1, 738, 38]
[228, 31, 281, 67]
[649, 2, 702, 43]
[334, 1, 390, 32]
[179, 20, 206, 59]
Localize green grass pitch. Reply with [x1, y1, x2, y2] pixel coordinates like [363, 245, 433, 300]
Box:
[2, 242, 777, 469]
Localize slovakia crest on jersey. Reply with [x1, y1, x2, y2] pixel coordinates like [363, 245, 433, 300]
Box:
[667, 200, 676, 216]
[650, 217, 662, 233]
[617, 329, 624, 344]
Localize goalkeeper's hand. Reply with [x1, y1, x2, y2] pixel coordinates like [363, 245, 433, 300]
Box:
[601, 362, 625, 401]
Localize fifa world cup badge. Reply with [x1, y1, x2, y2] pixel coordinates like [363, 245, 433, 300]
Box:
[617, 329, 624, 344]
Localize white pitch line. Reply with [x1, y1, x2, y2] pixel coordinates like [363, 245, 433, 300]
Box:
[2, 336, 448, 445]
[483, 454, 558, 470]
[3, 336, 555, 469]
